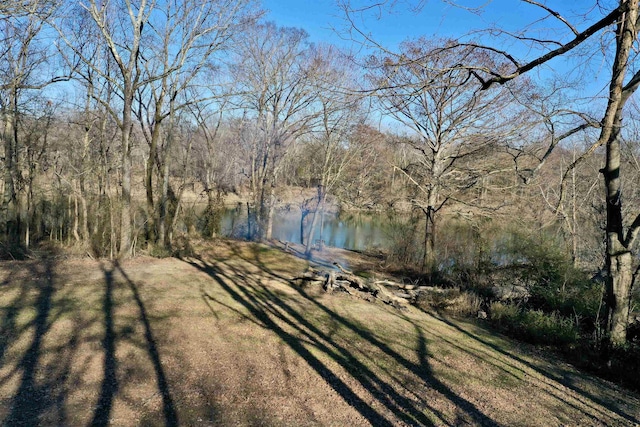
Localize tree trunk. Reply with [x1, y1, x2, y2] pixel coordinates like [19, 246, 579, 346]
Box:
[606, 251, 633, 345]
[604, 128, 634, 346]
[158, 108, 178, 249]
[109, 193, 116, 259]
[265, 184, 276, 240]
[305, 186, 325, 256]
[1, 131, 14, 237]
[24, 151, 37, 249]
[79, 87, 92, 247]
[206, 191, 217, 238]
[79, 180, 89, 243]
[67, 194, 73, 244]
[256, 182, 268, 240]
[246, 202, 252, 240]
[158, 154, 169, 247]
[120, 147, 133, 256]
[119, 92, 134, 258]
[169, 184, 187, 244]
[145, 120, 161, 243]
[2, 95, 18, 242]
[13, 102, 25, 247]
[600, 0, 640, 346]
[73, 189, 80, 242]
[422, 186, 439, 274]
[24, 187, 30, 249]
[423, 207, 436, 275]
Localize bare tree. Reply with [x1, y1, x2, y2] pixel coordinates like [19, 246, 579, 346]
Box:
[366, 39, 526, 273]
[332, 124, 395, 210]
[0, 0, 65, 247]
[461, 0, 640, 347]
[345, 0, 640, 344]
[133, 0, 257, 248]
[57, 0, 256, 256]
[0, 0, 50, 16]
[55, 0, 154, 257]
[189, 100, 242, 238]
[232, 22, 324, 240]
[302, 45, 365, 255]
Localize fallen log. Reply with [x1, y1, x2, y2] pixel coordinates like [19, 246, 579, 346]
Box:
[374, 279, 423, 291]
[369, 282, 410, 306]
[324, 272, 354, 295]
[293, 268, 326, 285]
[376, 281, 446, 293]
[392, 291, 413, 300]
[335, 273, 369, 291]
[299, 263, 411, 309]
[333, 262, 353, 275]
[334, 280, 354, 294]
[324, 271, 336, 291]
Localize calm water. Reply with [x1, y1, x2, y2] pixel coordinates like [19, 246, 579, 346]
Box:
[219, 208, 390, 251]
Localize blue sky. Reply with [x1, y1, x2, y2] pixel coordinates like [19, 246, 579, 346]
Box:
[261, 0, 614, 102]
[261, 0, 583, 49]
[261, 0, 511, 49]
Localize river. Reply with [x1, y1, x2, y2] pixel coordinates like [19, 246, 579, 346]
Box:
[219, 208, 392, 251]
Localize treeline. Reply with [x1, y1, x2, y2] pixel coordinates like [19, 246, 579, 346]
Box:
[1, 1, 639, 347]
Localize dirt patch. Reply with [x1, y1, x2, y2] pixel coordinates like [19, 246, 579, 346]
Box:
[0, 240, 638, 426]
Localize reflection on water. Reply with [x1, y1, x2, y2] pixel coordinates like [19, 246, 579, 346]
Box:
[219, 208, 390, 251]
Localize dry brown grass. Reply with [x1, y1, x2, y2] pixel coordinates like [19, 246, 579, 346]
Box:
[0, 239, 638, 426]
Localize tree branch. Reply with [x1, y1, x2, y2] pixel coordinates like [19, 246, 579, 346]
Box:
[463, 4, 625, 89]
[523, 0, 580, 35]
[625, 212, 640, 249]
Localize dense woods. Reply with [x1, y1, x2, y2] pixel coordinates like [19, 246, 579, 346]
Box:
[1, 0, 639, 372]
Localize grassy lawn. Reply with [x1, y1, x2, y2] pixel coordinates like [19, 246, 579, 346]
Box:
[0, 240, 638, 426]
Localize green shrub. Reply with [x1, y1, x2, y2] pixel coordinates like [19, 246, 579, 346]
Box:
[607, 343, 640, 391]
[517, 309, 579, 345]
[387, 219, 603, 344]
[489, 301, 519, 326]
[494, 230, 574, 288]
[148, 244, 172, 258]
[489, 302, 579, 346]
[474, 229, 605, 335]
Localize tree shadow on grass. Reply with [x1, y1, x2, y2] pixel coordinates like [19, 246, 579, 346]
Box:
[1, 251, 85, 426]
[0, 254, 180, 427]
[87, 259, 180, 427]
[89, 263, 118, 427]
[88, 257, 191, 427]
[3, 255, 57, 425]
[183, 251, 498, 426]
[186, 242, 640, 425]
[233, 243, 503, 422]
[190, 256, 397, 426]
[112, 261, 178, 427]
[432, 313, 640, 425]
[89, 260, 179, 427]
